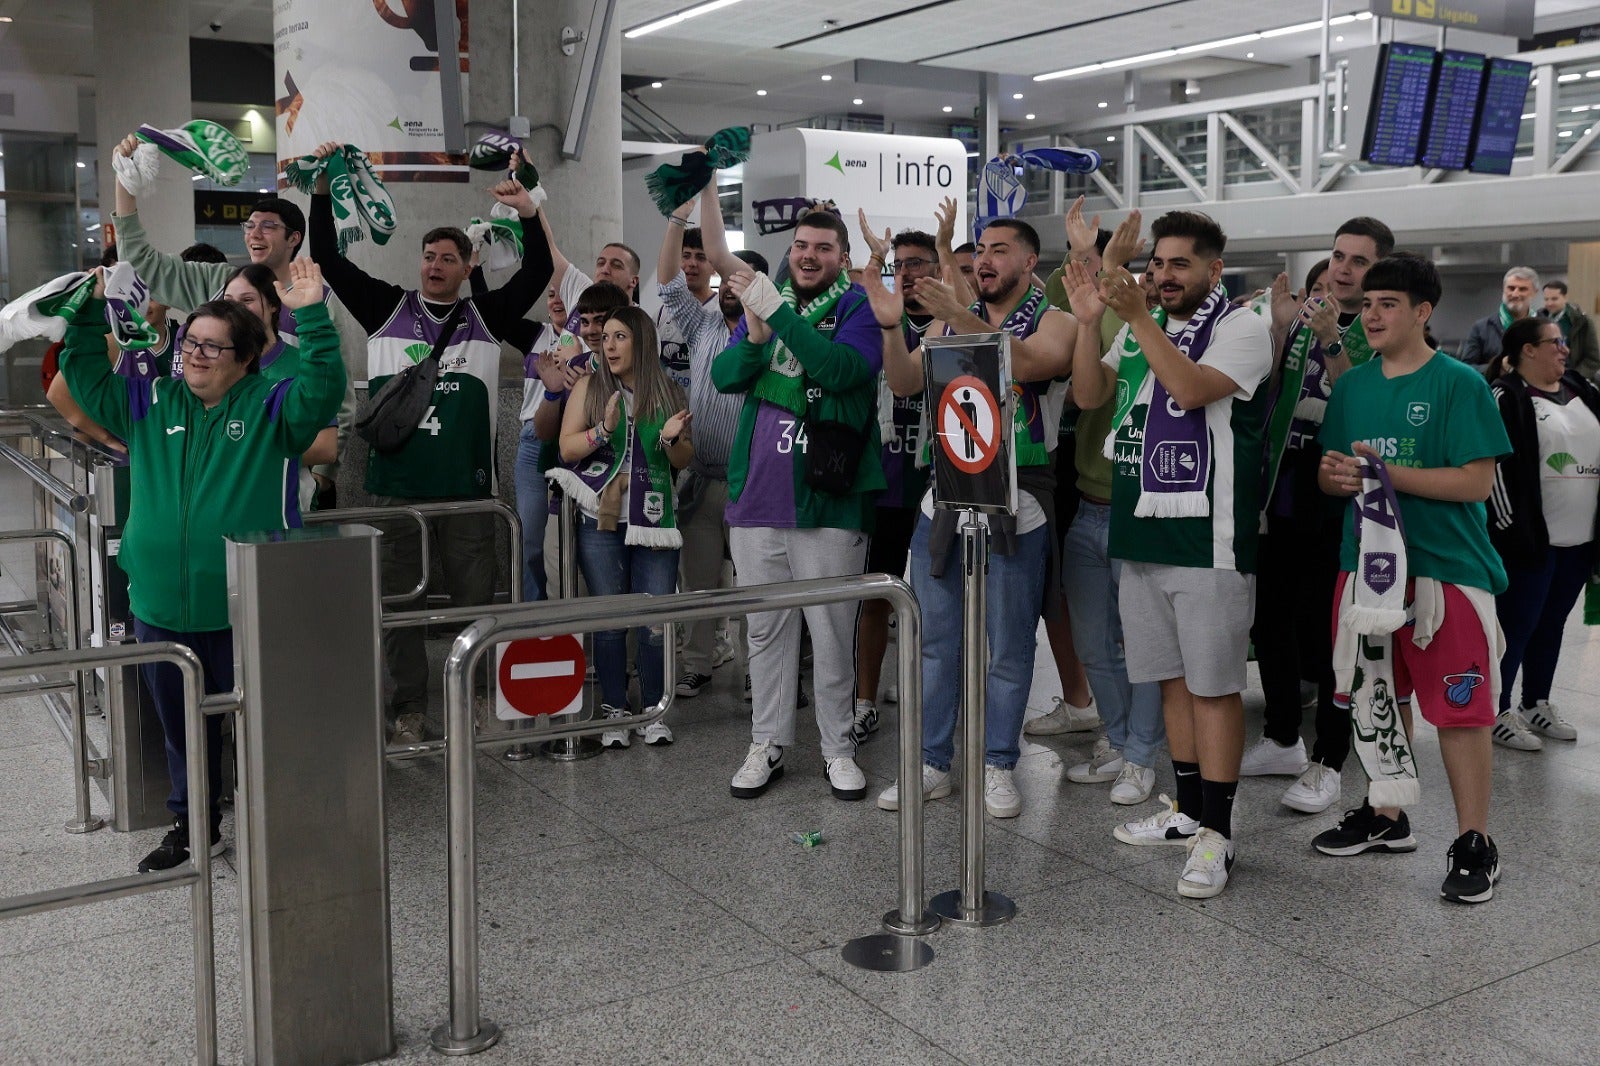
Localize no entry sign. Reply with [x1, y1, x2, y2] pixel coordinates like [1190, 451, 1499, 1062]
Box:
[922, 332, 1018, 516]
[495, 636, 586, 720]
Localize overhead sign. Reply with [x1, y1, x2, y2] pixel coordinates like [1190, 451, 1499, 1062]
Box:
[495, 636, 585, 720]
[938, 376, 1001, 475]
[1370, 0, 1535, 38]
[923, 333, 1017, 516]
[194, 190, 263, 227]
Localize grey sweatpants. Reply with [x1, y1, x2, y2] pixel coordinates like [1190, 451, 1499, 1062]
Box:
[729, 525, 868, 759]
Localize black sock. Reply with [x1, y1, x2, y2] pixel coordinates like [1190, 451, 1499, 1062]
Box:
[1173, 760, 1202, 820]
[1200, 778, 1238, 839]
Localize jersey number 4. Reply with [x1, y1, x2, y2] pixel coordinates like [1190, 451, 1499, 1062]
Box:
[419, 406, 443, 436]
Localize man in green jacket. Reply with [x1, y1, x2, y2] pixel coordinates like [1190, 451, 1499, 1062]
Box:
[60, 259, 346, 873]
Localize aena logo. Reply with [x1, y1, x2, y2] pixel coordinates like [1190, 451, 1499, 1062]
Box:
[823, 151, 867, 172]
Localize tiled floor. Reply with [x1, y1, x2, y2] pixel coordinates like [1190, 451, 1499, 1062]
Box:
[2, 499, 1598, 1063]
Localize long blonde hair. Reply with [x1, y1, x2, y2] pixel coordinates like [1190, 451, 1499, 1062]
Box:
[583, 306, 686, 428]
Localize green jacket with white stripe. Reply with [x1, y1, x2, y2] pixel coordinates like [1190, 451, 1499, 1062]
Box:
[59, 297, 345, 632]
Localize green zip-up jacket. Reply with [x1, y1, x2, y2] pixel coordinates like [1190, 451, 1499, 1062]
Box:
[711, 287, 886, 531]
[60, 297, 346, 633]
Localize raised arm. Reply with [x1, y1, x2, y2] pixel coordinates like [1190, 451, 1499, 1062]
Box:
[269, 260, 348, 453]
[57, 280, 135, 443]
[471, 176, 555, 338]
[110, 133, 231, 313]
[696, 176, 745, 281]
[656, 198, 694, 288]
[536, 208, 573, 293]
[1064, 260, 1118, 409]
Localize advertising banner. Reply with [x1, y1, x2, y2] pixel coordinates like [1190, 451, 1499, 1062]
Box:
[274, 0, 470, 184]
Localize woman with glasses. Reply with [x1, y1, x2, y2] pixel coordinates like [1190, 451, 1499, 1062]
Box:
[1487, 315, 1600, 751]
[222, 263, 339, 509]
[56, 259, 346, 874]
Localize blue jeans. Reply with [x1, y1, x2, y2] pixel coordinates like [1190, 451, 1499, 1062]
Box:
[1061, 501, 1165, 767]
[132, 619, 230, 824]
[513, 424, 549, 601]
[911, 511, 1048, 771]
[1496, 542, 1594, 711]
[575, 516, 679, 710]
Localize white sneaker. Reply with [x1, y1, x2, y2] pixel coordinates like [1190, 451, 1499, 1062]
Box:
[1024, 696, 1102, 736]
[1066, 737, 1124, 783]
[1178, 828, 1235, 899]
[876, 764, 955, 811]
[1108, 762, 1155, 805]
[1281, 761, 1341, 813]
[983, 766, 1022, 818]
[730, 742, 784, 798]
[1524, 700, 1577, 741]
[635, 720, 674, 746]
[599, 705, 631, 749]
[1492, 711, 1544, 751]
[1238, 736, 1309, 777]
[823, 756, 867, 801]
[712, 632, 737, 668]
[1113, 795, 1200, 846]
[851, 699, 880, 744]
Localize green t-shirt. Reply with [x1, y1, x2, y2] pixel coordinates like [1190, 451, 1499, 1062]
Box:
[1319, 351, 1511, 594]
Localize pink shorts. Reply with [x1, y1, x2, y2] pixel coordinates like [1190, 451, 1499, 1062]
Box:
[1333, 573, 1496, 729]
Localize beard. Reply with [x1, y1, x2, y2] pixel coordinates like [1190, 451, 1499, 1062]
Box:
[1161, 277, 1213, 318]
[978, 268, 1024, 304]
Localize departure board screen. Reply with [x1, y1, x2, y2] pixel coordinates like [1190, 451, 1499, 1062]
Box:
[1469, 57, 1533, 175]
[1420, 50, 1486, 170]
[1362, 42, 1437, 167]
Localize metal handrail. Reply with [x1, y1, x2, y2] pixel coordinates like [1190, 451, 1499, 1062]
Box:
[430, 573, 931, 1055]
[0, 438, 92, 513]
[0, 528, 101, 833]
[0, 642, 216, 1066]
[304, 506, 431, 606]
[406, 499, 524, 604]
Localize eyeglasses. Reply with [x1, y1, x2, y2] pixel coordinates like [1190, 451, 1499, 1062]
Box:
[892, 257, 936, 273]
[1535, 337, 1569, 349]
[178, 337, 236, 359]
[240, 220, 286, 235]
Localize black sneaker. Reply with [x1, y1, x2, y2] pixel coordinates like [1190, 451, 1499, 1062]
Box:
[1441, 831, 1500, 904]
[1312, 802, 1419, 856]
[138, 817, 224, 873]
[675, 672, 712, 698]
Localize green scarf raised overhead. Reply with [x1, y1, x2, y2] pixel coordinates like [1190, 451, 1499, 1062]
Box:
[1263, 317, 1373, 495]
[750, 273, 850, 415]
[283, 145, 397, 255]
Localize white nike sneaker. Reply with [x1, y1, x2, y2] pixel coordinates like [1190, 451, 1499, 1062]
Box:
[1108, 762, 1155, 805]
[1239, 736, 1308, 777]
[983, 766, 1022, 818]
[876, 764, 955, 811]
[730, 742, 783, 798]
[823, 755, 867, 801]
[1281, 761, 1341, 814]
[1178, 828, 1235, 899]
[1113, 795, 1200, 846]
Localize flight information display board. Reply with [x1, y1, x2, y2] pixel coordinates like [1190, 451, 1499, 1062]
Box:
[1469, 57, 1534, 175]
[1420, 49, 1486, 170]
[1362, 42, 1438, 167]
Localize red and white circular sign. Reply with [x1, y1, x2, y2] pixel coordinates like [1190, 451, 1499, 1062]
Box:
[495, 636, 586, 719]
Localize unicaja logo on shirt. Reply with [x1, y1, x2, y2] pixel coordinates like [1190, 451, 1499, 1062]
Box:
[226, 419, 245, 441]
[1405, 402, 1430, 426]
[404, 342, 432, 364]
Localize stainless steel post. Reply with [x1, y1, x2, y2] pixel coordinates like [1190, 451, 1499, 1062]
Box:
[930, 513, 1014, 927]
[228, 527, 394, 1064]
[543, 493, 600, 761]
[0, 528, 103, 833]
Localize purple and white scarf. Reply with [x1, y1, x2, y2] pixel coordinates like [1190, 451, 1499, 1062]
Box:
[1105, 284, 1239, 517]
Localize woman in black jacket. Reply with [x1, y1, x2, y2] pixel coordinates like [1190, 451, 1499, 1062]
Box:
[1487, 316, 1600, 751]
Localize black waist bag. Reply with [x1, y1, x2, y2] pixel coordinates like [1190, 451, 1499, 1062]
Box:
[355, 304, 464, 454]
[803, 417, 867, 496]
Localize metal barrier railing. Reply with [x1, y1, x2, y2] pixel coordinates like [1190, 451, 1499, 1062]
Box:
[304, 505, 431, 606]
[0, 642, 217, 1066]
[430, 573, 935, 1055]
[0, 438, 92, 514]
[0, 528, 102, 833]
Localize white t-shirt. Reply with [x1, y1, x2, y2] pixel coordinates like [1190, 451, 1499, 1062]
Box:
[1533, 392, 1600, 546]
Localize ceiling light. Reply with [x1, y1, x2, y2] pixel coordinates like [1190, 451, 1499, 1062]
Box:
[1559, 73, 1582, 82]
[0, 16, 13, 22]
[1107, 135, 1116, 142]
[756, 89, 767, 96]
[1586, 70, 1600, 78]
[1025, 113, 1036, 120]
[1560, 129, 1573, 137]
[1097, 101, 1108, 108]
[85, 223, 100, 232]
[1012, 93, 1024, 99]
[942, 105, 953, 112]
[852, 97, 864, 106]
[820, 74, 832, 81]
[1335, 35, 1344, 42]
[651, 81, 663, 88]
[1037, 13, 1372, 81]
[625, 0, 746, 39]
[75, 160, 86, 168]
[1574, 105, 1592, 113]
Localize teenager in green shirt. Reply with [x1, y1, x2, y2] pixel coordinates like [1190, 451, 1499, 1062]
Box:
[1316, 253, 1511, 904]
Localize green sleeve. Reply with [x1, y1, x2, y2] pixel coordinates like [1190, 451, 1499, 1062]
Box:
[113, 211, 231, 313]
[58, 298, 132, 441]
[711, 336, 769, 394]
[763, 303, 875, 391]
[1043, 265, 1070, 313]
[272, 303, 348, 454]
[1447, 369, 1512, 467]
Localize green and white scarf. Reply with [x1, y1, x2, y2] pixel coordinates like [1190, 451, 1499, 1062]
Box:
[1497, 302, 1517, 331]
[0, 272, 92, 353]
[750, 273, 850, 416]
[464, 203, 524, 272]
[283, 145, 397, 255]
[1263, 317, 1373, 495]
[131, 121, 249, 187]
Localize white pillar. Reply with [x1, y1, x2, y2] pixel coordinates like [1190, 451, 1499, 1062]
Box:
[93, 0, 195, 252]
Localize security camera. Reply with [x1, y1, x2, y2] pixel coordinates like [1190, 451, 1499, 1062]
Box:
[209, 20, 222, 33]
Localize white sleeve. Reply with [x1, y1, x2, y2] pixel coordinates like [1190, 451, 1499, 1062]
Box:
[559, 266, 593, 310]
[1100, 323, 1132, 370]
[1198, 310, 1272, 401]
